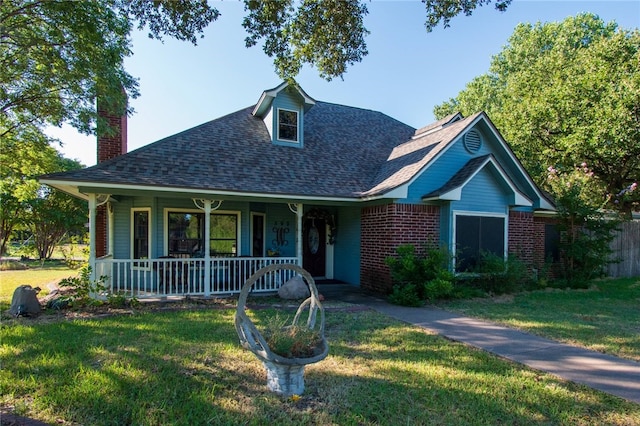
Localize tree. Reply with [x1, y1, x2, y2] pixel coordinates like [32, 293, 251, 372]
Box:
[25, 157, 87, 260]
[242, 0, 511, 81]
[0, 118, 56, 255]
[2, 0, 511, 139]
[545, 164, 621, 286]
[433, 13, 640, 213]
[1, 0, 218, 138]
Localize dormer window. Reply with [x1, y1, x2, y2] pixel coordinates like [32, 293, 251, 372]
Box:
[277, 108, 298, 142]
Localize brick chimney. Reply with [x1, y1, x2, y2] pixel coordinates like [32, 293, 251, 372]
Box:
[97, 100, 128, 163]
[95, 96, 127, 257]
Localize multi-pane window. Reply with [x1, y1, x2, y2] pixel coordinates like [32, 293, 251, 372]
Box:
[277, 109, 298, 142]
[132, 209, 150, 261]
[167, 211, 238, 257]
[455, 214, 505, 272]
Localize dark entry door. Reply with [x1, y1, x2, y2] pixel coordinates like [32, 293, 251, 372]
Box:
[303, 218, 326, 277]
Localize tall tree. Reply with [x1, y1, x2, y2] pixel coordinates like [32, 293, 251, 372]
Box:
[25, 157, 87, 260]
[1, 0, 218, 138]
[434, 13, 640, 213]
[0, 118, 56, 255]
[1, 0, 511, 139]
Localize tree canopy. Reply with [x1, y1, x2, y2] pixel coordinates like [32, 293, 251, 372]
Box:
[1, 0, 217, 138]
[0, 123, 85, 256]
[434, 13, 640, 213]
[1, 0, 511, 138]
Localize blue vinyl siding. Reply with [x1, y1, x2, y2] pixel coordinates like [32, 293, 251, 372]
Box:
[451, 167, 509, 214]
[333, 206, 361, 285]
[405, 128, 493, 203]
[112, 198, 133, 259]
[113, 197, 281, 259]
[265, 204, 298, 258]
[271, 91, 304, 147]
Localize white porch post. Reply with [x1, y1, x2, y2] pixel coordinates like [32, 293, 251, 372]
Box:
[294, 203, 303, 266]
[203, 199, 212, 296]
[88, 194, 97, 295]
[288, 203, 303, 266]
[297, 203, 303, 265]
[107, 202, 114, 255]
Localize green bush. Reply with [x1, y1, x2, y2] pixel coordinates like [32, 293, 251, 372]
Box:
[468, 252, 531, 295]
[424, 271, 455, 301]
[388, 283, 424, 307]
[386, 244, 455, 305]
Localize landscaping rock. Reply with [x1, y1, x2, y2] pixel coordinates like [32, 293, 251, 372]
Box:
[278, 275, 310, 300]
[8, 285, 42, 317]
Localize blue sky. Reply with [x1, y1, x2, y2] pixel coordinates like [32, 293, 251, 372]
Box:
[50, 0, 640, 167]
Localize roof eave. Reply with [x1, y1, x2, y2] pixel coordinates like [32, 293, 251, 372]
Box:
[39, 178, 368, 204]
[252, 82, 316, 117]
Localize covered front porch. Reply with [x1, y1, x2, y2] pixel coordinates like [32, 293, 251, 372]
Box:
[95, 255, 299, 299]
[85, 194, 361, 299]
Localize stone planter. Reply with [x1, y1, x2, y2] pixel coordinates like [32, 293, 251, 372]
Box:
[235, 263, 329, 396]
[263, 360, 306, 395]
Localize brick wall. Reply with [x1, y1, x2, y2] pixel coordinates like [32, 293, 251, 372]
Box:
[360, 204, 440, 293]
[508, 211, 534, 265]
[95, 100, 127, 257]
[95, 207, 107, 258]
[533, 215, 560, 272]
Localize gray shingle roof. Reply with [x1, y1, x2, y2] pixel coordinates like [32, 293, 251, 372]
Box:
[362, 112, 483, 196]
[42, 102, 418, 199]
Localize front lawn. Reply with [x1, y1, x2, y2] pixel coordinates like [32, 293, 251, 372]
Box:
[1, 307, 639, 425]
[0, 259, 78, 303]
[440, 277, 640, 362]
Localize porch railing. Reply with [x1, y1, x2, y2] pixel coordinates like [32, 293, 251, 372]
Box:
[94, 256, 300, 299]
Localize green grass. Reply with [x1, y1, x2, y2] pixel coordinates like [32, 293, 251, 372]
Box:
[2, 308, 639, 425]
[0, 260, 79, 302]
[439, 277, 640, 362]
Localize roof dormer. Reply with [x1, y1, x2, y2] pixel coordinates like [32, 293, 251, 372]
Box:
[252, 82, 316, 148]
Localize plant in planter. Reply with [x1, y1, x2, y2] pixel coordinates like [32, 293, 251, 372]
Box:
[235, 263, 329, 396]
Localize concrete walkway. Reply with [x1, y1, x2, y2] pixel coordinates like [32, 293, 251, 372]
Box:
[319, 284, 640, 404]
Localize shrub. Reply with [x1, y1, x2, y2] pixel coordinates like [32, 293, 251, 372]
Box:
[57, 264, 137, 308]
[423, 270, 455, 301]
[385, 244, 454, 305]
[388, 283, 423, 307]
[468, 252, 530, 295]
[545, 164, 622, 287]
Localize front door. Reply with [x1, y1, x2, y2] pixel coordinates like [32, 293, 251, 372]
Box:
[303, 218, 326, 277]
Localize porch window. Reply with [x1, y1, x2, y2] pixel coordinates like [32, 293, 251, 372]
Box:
[167, 210, 239, 257]
[454, 213, 506, 272]
[277, 108, 298, 142]
[132, 208, 150, 262]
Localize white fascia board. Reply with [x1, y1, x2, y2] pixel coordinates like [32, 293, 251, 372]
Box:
[359, 184, 408, 202]
[481, 114, 554, 210]
[40, 179, 364, 204]
[482, 158, 533, 207]
[39, 180, 89, 200]
[438, 188, 462, 201]
[252, 82, 315, 116]
[421, 156, 532, 206]
[398, 115, 484, 193]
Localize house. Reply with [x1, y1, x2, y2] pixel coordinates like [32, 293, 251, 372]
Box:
[40, 82, 556, 298]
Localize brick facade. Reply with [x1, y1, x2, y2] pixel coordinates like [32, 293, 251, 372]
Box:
[361, 206, 555, 293]
[360, 204, 440, 293]
[507, 211, 535, 265]
[95, 102, 127, 257]
[532, 215, 560, 273]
